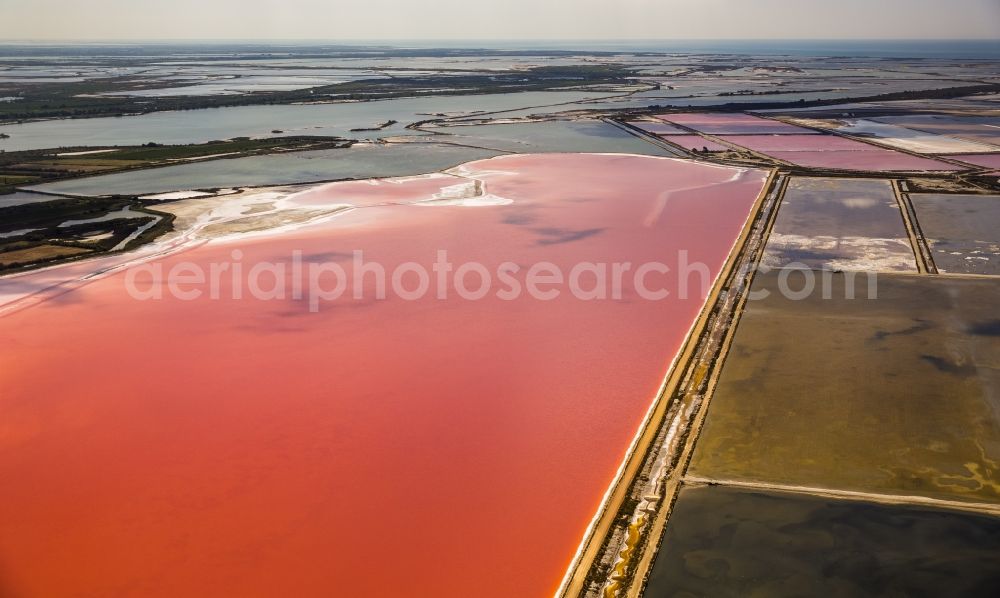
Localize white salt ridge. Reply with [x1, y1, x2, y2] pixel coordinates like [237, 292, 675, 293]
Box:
[140, 190, 213, 201]
[416, 180, 513, 207]
[56, 149, 118, 157]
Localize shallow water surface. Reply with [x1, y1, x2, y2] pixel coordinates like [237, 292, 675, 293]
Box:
[910, 193, 1000, 274]
[645, 485, 1000, 598]
[0, 90, 611, 151]
[427, 120, 676, 156]
[689, 272, 1000, 504]
[29, 143, 502, 196]
[763, 177, 917, 272]
[0, 191, 59, 208]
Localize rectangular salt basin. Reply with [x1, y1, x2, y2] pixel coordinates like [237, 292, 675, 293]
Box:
[909, 193, 1000, 275]
[659, 135, 731, 152]
[721, 133, 974, 172]
[688, 272, 1000, 504]
[873, 115, 1000, 147]
[0, 153, 768, 598]
[720, 134, 877, 152]
[762, 177, 917, 272]
[655, 112, 814, 135]
[767, 149, 959, 172]
[954, 154, 1000, 170]
[646, 485, 1000, 597]
[813, 119, 999, 154]
[625, 120, 688, 135]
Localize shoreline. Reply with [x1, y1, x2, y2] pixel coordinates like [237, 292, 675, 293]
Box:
[557, 168, 781, 598]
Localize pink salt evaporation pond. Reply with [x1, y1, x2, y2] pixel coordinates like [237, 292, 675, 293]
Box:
[0, 153, 769, 598]
[766, 149, 959, 172]
[719, 134, 875, 153]
[719, 132, 961, 172]
[655, 112, 813, 135]
[954, 153, 1000, 170]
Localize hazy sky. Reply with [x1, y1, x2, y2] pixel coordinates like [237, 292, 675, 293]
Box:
[1, 0, 999, 41]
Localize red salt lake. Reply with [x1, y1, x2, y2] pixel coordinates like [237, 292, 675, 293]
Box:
[0, 154, 767, 597]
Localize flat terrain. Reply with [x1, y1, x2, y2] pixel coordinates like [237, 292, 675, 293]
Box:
[910, 193, 1000, 274]
[689, 272, 1000, 504]
[0, 243, 91, 267]
[762, 177, 918, 272]
[645, 485, 1000, 597]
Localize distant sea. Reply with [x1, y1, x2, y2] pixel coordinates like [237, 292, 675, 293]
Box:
[2, 39, 998, 59]
[385, 39, 1000, 59]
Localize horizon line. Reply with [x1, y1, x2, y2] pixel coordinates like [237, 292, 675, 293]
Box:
[1, 37, 999, 44]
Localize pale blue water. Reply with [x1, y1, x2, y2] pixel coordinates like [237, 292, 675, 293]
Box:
[426, 120, 679, 156]
[0, 90, 613, 152]
[377, 39, 1000, 59]
[27, 143, 502, 196]
[26, 119, 674, 196]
